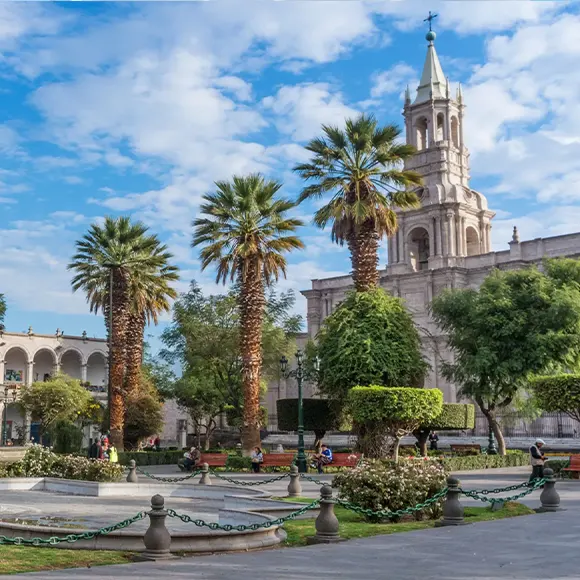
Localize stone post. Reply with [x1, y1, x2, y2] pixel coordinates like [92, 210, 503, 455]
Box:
[141, 495, 173, 560]
[126, 459, 138, 483]
[198, 462, 212, 485]
[436, 477, 466, 526]
[287, 465, 302, 497]
[537, 468, 561, 513]
[307, 485, 342, 544]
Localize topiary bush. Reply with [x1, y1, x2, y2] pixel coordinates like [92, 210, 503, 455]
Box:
[118, 450, 184, 466]
[414, 403, 476, 456]
[531, 374, 580, 423]
[349, 386, 443, 460]
[51, 420, 84, 455]
[334, 459, 446, 522]
[2, 445, 123, 482]
[316, 289, 428, 404]
[439, 450, 527, 471]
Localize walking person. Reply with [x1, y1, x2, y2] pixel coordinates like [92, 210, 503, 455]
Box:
[529, 438, 546, 482]
[251, 446, 264, 473]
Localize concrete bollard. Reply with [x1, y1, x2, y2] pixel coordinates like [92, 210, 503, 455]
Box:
[198, 462, 212, 485]
[537, 468, 562, 513]
[287, 465, 302, 497]
[435, 477, 467, 527]
[141, 495, 174, 560]
[126, 459, 138, 483]
[307, 485, 343, 544]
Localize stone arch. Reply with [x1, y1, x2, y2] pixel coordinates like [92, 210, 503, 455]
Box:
[415, 117, 429, 151]
[466, 226, 480, 256]
[59, 348, 83, 380]
[408, 226, 430, 272]
[3, 346, 30, 385]
[451, 116, 459, 148]
[32, 347, 57, 383]
[86, 350, 107, 387]
[436, 112, 445, 142]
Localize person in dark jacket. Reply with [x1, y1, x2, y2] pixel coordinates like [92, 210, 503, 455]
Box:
[429, 431, 439, 451]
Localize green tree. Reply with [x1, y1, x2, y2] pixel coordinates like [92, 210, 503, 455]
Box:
[431, 266, 580, 455]
[317, 288, 428, 405]
[294, 114, 421, 291]
[69, 216, 178, 450]
[192, 174, 304, 453]
[123, 370, 165, 450]
[160, 281, 301, 439]
[531, 374, 580, 424]
[20, 373, 93, 439]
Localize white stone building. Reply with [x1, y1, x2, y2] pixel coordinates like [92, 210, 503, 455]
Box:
[0, 328, 107, 442]
[280, 30, 580, 412]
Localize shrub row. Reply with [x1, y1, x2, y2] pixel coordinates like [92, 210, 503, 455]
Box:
[0, 445, 123, 482]
[118, 450, 185, 466]
[439, 451, 528, 472]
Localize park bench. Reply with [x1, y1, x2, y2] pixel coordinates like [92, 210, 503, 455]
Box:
[261, 453, 295, 469]
[450, 444, 481, 455]
[331, 452, 362, 468]
[189, 453, 228, 470]
[561, 454, 580, 479]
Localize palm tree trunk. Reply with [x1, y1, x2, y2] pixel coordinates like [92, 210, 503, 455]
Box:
[125, 311, 145, 397]
[109, 268, 130, 451]
[238, 264, 265, 455]
[352, 220, 379, 291]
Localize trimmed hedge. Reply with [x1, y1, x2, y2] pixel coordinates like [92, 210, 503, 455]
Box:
[119, 450, 184, 466]
[440, 451, 527, 471]
[531, 374, 580, 423]
[276, 399, 341, 432]
[431, 403, 475, 430]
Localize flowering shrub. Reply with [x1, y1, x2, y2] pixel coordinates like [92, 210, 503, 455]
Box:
[1, 445, 123, 482]
[334, 459, 447, 522]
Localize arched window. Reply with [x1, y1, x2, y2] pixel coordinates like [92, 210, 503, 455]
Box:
[408, 227, 430, 272]
[451, 116, 459, 148]
[436, 113, 445, 142]
[416, 118, 429, 151]
[466, 226, 480, 256]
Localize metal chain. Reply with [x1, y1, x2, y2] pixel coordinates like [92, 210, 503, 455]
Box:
[167, 500, 320, 531]
[0, 511, 146, 546]
[300, 473, 327, 486]
[460, 477, 546, 504]
[135, 466, 202, 483]
[209, 471, 290, 486]
[459, 480, 540, 496]
[337, 488, 448, 519]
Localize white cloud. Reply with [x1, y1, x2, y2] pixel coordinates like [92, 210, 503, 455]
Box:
[370, 63, 417, 98]
[263, 83, 358, 142]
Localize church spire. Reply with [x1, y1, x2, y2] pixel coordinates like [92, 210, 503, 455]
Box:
[414, 13, 446, 104]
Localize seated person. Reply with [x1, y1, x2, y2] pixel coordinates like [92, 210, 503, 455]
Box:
[179, 446, 201, 471]
[313, 444, 333, 474]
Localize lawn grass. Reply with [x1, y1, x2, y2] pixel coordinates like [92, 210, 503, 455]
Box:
[0, 546, 133, 575]
[280, 499, 534, 547]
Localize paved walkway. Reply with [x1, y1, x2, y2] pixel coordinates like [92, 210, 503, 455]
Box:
[6, 509, 579, 579]
[3, 468, 579, 579]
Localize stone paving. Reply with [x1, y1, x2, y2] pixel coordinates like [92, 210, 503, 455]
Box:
[2, 467, 579, 579]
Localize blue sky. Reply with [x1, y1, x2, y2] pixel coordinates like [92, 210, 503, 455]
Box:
[1, 1, 580, 350]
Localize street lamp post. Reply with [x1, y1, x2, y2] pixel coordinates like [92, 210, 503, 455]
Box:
[1, 386, 15, 446]
[487, 421, 498, 455]
[280, 350, 316, 473]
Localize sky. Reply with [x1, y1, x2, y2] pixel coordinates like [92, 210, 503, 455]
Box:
[1, 0, 580, 349]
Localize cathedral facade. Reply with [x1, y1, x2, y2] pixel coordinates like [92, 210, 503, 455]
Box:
[299, 30, 580, 404]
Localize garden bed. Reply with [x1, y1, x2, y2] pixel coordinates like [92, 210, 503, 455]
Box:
[280, 500, 534, 547]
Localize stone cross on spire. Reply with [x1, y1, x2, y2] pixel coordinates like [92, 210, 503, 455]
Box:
[424, 10, 438, 32]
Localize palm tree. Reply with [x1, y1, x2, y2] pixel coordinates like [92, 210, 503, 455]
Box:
[294, 114, 422, 292]
[69, 216, 178, 450]
[124, 263, 179, 398]
[192, 174, 304, 453]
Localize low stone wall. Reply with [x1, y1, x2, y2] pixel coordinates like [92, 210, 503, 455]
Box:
[224, 495, 318, 520]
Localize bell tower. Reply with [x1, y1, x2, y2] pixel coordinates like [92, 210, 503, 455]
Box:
[388, 17, 495, 273]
